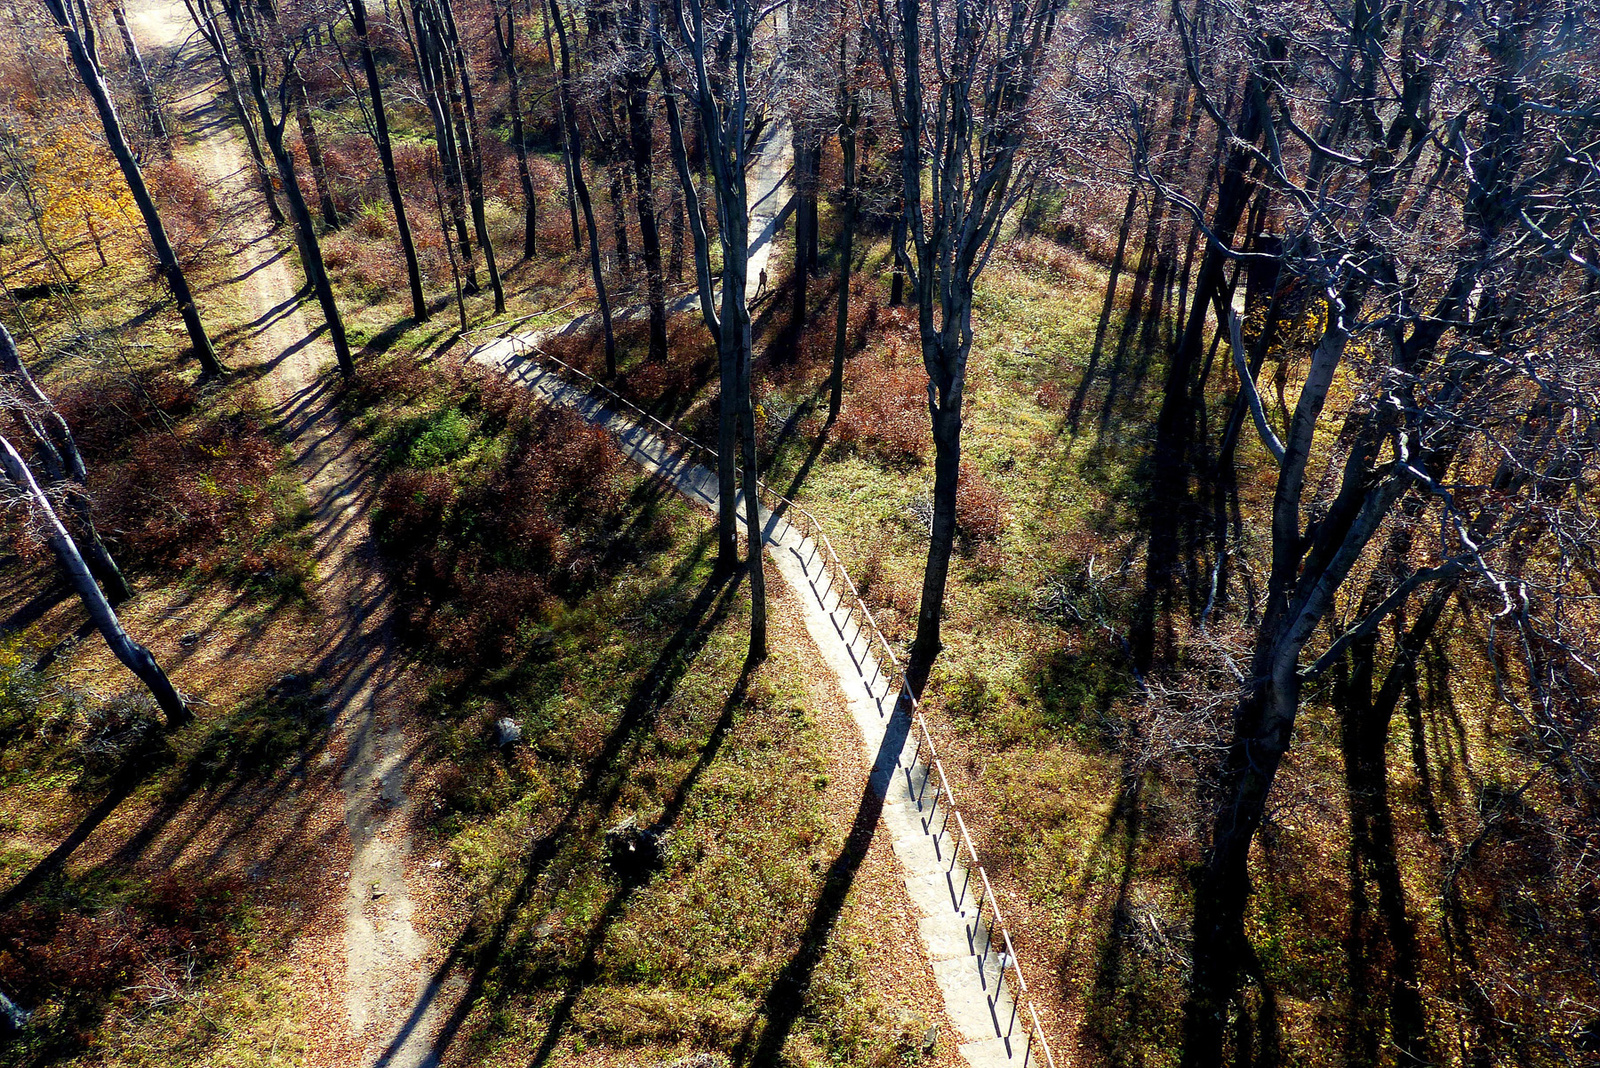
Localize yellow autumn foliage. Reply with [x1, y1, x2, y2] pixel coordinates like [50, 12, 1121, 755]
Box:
[0, 120, 138, 287]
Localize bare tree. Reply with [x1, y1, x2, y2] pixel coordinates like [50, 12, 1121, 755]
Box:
[218, 0, 354, 376]
[873, 0, 1063, 690]
[41, 0, 224, 377]
[1149, 0, 1600, 1059]
[108, 0, 167, 141]
[183, 0, 285, 224]
[657, 0, 769, 659]
[349, 0, 428, 321]
[824, 13, 871, 421]
[550, 0, 614, 369]
[433, 0, 503, 313]
[399, 0, 478, 294]
[619, 0, 667, 363]
[490, 0, 539, 260]
[0, 434, 187, 727]
[292, 54, 341, 230]
[0, 326, 129, 602]
[542, 0, 583, 254]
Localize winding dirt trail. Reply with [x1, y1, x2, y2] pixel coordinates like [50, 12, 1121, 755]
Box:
[127, 2, 461, 1064]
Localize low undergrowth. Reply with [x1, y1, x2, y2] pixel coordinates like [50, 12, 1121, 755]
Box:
[45, 371, 315, 600]
[0, 632, 315, 1068]
[359, 360, 666, 674]
[351, 350, 939, 1064]
[0, 870, 246, 1062]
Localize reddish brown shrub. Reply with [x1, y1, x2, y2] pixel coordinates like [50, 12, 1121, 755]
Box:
[793, 278, 881, 370]
[287, 141, 367, 221]
[323, 235, 407, 294]
[1034, 380, 1066, 410]
[956, 465, 1007, 543]
[374, 470, 456, 557]
[354, 208, 389, 239]
[51, 376, 305, 589]
[321, 237, 353, 271]
[0, 874, 242, 1002]
[96, 413, 281, 572]
[374, 389, 634, 667]
[392, 143, 434, 191]
[837, 359, 928, 465]
[625, 359, 705, 406]
[55, 371, 198, 459]
[145, 159, 219, 271]
[540, 318, 652, 380]
[323, 138, 380, 215]
[1008, 236, 1075, 277]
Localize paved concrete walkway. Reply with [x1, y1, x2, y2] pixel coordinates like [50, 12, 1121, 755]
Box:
[460, 346, 1043, 1067]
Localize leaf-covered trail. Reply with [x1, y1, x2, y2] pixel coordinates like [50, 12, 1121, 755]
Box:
[128, 2, 463, 1064]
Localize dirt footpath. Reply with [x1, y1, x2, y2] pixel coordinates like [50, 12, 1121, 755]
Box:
[127, 1, 464, 1063]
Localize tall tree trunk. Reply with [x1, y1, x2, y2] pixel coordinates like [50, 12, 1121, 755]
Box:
[656, 34, 718, 343]
[429, 150, 469, 331]
[187, 0, 284, 224]
[0, 325, 130, 602]
[738, 349, 766, 662]
[0, 436, 187, 726]
[1183, 669, 1296, 1065]
[226, 0, 354, 375]
[407, 0, 478, 292]
[623, 6, 666, 362]
[888, 201, 906, 306]
[549, 0, 613, 370]
[791, 121, 813, 331]
[351, 0, 428, 321]
[439, 0, 504, 312]
[668, 184, 685, 281]
[110, 0, 168, 141]
[542, 3, 582, 252]
[294, 73, 341, 229]
[804, 138, 821, 272]
[1166, 85, 1206, 343]
[44, 0, 223, 376]
[262, 115, 355, 375]
[828, 90, 858, 422]
[493, 3, 539, 260]
[712, 138, 764, 663]
[608, 158, 631, 277]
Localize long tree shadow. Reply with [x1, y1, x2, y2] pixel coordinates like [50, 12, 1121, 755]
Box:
[214, 277, 312, 344]
[522, 663, 758, 1067]
[733, 692, 912, 1066]
[375, 553, 745, 1067]
[1, 580, 71, 633]
[0, 771, 148, 911]
[356, 299, 462, 362]
[772, 397, 832, 506]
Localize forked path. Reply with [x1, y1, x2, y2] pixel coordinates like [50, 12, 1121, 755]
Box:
[129, 2, 461, 1064]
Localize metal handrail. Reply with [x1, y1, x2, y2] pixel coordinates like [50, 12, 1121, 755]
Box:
[486, 333, 1060, 1066]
